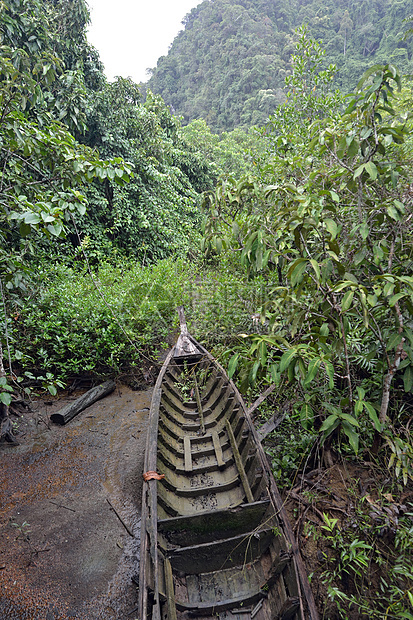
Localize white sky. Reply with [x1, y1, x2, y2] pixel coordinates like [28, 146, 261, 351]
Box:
[86, 0, 201, 84]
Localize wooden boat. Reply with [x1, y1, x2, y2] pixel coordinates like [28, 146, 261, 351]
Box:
[139, 308, 319, 620]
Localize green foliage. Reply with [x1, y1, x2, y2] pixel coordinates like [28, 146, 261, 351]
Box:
[203, 29, 413, 459]
[147, 0, 413, 132]
[74, 84, 213, 262]
[8, 259, 193, 378]
[181, 119, 263, 180]
[0, 0, 219, 286]
[0, 0, 133, 293]
[315, 499, 413, 619]
[4, 253, 273, 383]
[387, 432, 413, 485]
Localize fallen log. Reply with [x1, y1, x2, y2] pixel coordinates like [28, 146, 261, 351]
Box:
[50, 380, 116, 425]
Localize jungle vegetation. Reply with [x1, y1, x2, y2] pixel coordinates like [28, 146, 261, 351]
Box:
[0, 1, 412, 617]
[147, 0, 413, 131]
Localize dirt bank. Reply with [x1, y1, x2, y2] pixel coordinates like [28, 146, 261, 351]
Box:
[0, 384, 151, 620]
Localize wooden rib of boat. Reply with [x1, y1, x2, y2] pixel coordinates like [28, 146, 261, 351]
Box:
[139, 308, 319, 620]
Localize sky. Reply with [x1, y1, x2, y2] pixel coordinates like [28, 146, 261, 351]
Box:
[86, 0, 201, 84]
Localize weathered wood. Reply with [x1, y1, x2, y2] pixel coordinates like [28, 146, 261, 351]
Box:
[158, 500, 270, 546]
[192, 372, 205, 434]
[247, 383, 277, 417]
[168, 528, 273, 573]
[279, 597, 300, 620]
[164, 558, 177, 620]
[139, 309, 319, 620]
[50, 380, 116, 425]
[177, 305, 188, 335]
[174, 306, 201, 360]
[139, 349, 175, 620]
[257, 410, 287, 441]
[225, 420, 254, 503]
[175, 591, 267, 615]
[212, 430, 225, 467]
[174, 334, 201, 360]
[183, 436, 192, 472]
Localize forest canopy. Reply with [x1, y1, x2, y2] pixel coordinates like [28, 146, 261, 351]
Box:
[147, 0, 413, 131]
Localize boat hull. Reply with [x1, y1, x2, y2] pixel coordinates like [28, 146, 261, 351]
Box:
[139, 333, 318, 620]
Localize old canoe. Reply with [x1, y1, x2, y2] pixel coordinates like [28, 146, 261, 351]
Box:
[138, 308, 318, 620]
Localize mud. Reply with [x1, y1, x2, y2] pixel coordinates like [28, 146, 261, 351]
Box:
[0, 384, 151, 620]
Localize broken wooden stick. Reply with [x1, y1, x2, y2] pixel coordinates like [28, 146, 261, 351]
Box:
[257, 410, 287, 441]
[50, 380, 116, 425]
[247, 383, 276, 418]
[106, 498, 134, 537]
[49, 500, 76, 513]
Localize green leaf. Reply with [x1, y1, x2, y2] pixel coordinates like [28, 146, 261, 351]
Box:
[336, 135, 347, 158]
[304, 358, 322, 386]
[360, 222, 369, 240]
[340, 413, 360, 427]
[341, 290, 354, 313]
[300, 403, 314, 430]
[355, 400, 363, 415]
[354, 249, 366, 265]
[403, 366, 413, 393]
[334, 281, 354, 292]
[324, 361, 335, 389]
[24, 212, 41, 225]
[386, 205, 400, 221]
[259, 341, 267, 367]
[354, 164, 366, 179]
[271, 364, 280, 385]
[289, 259, 307, 287]
[279, 349, 296, 373]
[228, 354, 239, 379]
[309, 259, 320, 283]
[347, 138, 359, 158]
[388, 293, 406, 307]
[356, 387, 366, 400]
[393, 199, 405, 214]
[249, 360, 260, 386]
[320, 414, 339, 434]
[324, 218, 338, 240]
[47, 222, 63, 237]
[342, 421, 359, 454]
[364, 161, 378, 180]
[0, 392, 12, 406]
[386, 332, 403, 351]
[363, 402, 381, 431]
[320, 323, 329, 337]
[19, 222, 31, 237]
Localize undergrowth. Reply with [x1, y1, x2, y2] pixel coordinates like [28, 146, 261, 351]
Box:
[3, 253, 266, 386]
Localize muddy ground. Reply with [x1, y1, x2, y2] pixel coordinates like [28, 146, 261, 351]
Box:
[0, 383, 151, 620]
